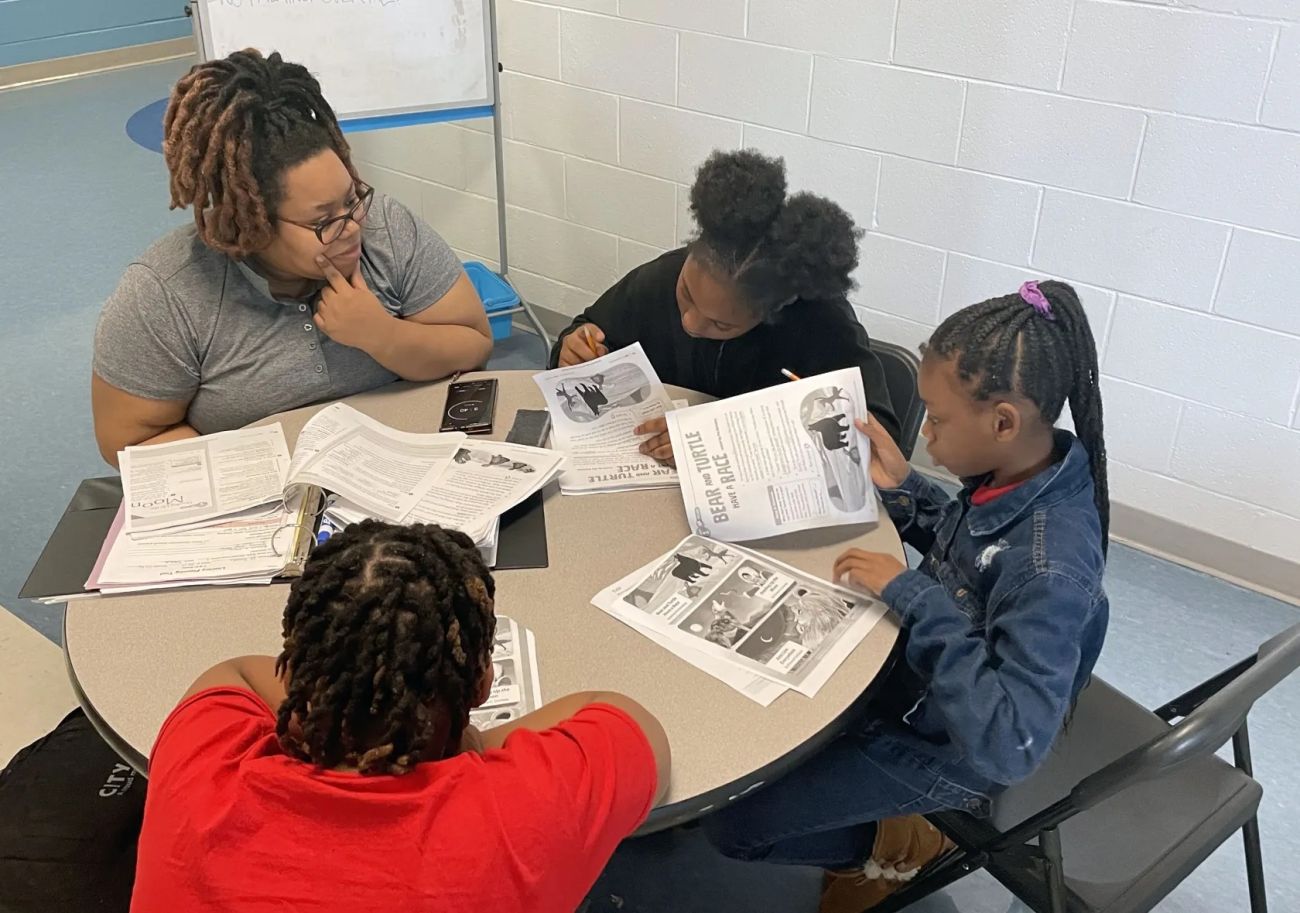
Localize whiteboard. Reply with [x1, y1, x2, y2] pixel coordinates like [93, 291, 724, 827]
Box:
[193, 0, 494, 122]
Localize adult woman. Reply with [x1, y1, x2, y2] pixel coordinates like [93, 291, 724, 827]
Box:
[549, 150, 900, 464]
[92, 50, 492, 466]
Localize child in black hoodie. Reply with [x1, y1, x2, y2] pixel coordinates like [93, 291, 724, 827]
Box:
[548, 150, 901, 463]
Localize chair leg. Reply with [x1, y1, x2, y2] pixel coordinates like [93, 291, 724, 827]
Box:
[1039, 827, 1067, 913]
[1233, 723, 1269, 913]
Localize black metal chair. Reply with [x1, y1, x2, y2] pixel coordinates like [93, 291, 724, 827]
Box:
[875, 621, 1300, 913]
[868, 339, 925, 459]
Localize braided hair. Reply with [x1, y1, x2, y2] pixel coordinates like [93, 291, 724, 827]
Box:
[162, 48, 360, 258]
[274, 520, 496, 775]
[688, 149, 863, 321]
[927, 280, 1109, 550]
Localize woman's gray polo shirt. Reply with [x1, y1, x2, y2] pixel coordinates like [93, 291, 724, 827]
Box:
[93, 193, 462, 434]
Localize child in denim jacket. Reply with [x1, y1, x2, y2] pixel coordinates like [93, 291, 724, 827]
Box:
[706, 281, 1109, 913]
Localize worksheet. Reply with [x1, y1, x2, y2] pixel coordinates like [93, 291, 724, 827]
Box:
[405, 440, 565, 542]
[592, 535, 890, 699]
[666, 368, 878, 542]
[120, 404, 472, 535]
[533, 344, 679, 494]
[469, 617, 544, 730]
[284, 404, 466, 522]
[91, 503, 289, 590]
[121, 426, 290, 534]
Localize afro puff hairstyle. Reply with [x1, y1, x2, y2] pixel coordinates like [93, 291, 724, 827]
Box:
[688, 149, 862, 322]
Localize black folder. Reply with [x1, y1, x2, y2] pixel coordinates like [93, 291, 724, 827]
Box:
[20, 477, 123, 600]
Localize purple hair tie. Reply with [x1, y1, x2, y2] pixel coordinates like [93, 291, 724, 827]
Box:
[1019, 280, 1054, 320]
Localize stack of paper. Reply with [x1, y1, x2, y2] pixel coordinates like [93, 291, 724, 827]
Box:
[532, 343, 679, 495]
[86, 505, 288, 594]
[666, 368, 878, 542]
[77, 406, 565, 596]
[592, 535, 890, 704]
[326, 438, 564, 565]
[469, 616, 544, 730]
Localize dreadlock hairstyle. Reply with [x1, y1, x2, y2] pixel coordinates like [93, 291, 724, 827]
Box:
[162, 48, 359, 258]
[274, 520, 496, 776]
[926, 280, 1110, 552]
[688, 149, 863, 322]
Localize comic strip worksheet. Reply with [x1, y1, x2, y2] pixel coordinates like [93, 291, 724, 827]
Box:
[593, 535, 890, 699]
[469, 617, 544, 730]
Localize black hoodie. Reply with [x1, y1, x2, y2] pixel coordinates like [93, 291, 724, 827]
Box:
[548, 248, 902, 443]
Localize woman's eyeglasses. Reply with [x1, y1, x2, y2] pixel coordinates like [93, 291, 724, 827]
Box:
[280, 184, 375, 245]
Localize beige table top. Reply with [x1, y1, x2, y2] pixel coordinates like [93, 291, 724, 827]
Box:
[64, 370, 902, 828]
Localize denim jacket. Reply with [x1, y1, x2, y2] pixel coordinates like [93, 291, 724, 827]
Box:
[865, 431, 1108, 803]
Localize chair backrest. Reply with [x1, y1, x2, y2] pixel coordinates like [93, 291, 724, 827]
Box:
[1072, 621, 1300, 811]
[995, 621, 1300, 837]
[867, 339, 925, 459]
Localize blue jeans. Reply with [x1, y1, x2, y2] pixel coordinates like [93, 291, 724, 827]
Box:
[704, 722, 992, 870]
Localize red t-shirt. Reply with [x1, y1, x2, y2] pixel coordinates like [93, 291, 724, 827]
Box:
[130, 687, 658, 913]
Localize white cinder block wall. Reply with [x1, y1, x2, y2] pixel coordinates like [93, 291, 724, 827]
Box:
[348, 0, 1300, 568]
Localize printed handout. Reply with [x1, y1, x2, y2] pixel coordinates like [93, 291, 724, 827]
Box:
[90, 503, 290, 591]
[666, 368, 878, 541]
[593, 535, 890, 699]
[324, 438, 563, 561]
[533, 344, 679, 494]
[406, 440, 565, 542]
[469, 617, 544, 730]
[284, 403, 466, 522]
[120, 404, 470, 537]
[121, 426, 291, 534]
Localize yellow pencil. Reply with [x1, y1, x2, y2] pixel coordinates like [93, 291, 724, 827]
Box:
[780, 368, 801, 382]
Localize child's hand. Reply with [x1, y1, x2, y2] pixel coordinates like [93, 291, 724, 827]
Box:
[856, 415, 911, 489]
[834, 548, 907, 596]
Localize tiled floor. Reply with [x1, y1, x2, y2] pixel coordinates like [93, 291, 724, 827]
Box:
[1, 60, 1297, 913]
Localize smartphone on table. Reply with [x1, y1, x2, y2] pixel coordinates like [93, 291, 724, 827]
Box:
[439, 378, 499, 435]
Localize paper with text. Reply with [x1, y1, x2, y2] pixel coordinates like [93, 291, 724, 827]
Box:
[93, 504, 290, 589]
[533, 344, 679, 494]
[470, 617, 544, 730]
[407, 440, 564, 542]
[285, 403, 467, 521]
[592, 535, 889, 699]
[122, 426, 290, 534]
[667, 368, 878, 541]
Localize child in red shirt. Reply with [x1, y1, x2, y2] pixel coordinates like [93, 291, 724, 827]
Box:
[130, 520, 670, 913]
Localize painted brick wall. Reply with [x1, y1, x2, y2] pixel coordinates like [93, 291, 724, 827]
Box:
[347, 0, 1300, 565]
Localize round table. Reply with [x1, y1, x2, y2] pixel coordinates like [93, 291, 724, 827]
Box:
[64, 371, 902, 830]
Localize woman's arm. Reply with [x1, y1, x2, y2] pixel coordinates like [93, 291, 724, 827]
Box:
[314, 261, 492, 382]
[91, 374, 197, 468]
[373, 271, 493, 380]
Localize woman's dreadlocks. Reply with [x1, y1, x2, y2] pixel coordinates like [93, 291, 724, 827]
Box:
[162, 48, 359, 257]
[927, 280, 1110, 551]
[275, 520, 496, 775]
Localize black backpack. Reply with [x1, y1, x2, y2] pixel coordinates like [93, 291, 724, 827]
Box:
[0, 709, 145, 912]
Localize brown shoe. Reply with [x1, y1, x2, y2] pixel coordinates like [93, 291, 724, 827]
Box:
[819, 815, 955, 913]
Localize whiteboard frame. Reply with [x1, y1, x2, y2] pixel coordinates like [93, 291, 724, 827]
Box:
[189, 0, 496, 124]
